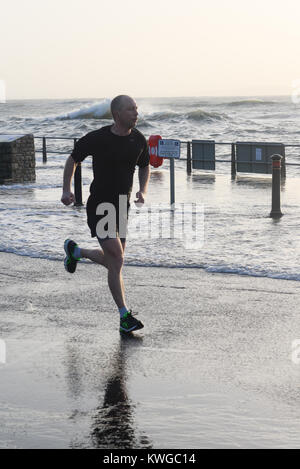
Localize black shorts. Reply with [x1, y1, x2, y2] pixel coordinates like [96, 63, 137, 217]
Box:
[86, 195, 129, 241]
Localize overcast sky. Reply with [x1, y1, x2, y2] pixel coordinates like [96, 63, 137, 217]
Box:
[1, 0, 300, 99]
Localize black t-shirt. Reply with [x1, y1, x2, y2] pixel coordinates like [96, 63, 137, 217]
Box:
[71, 125, 150, 203]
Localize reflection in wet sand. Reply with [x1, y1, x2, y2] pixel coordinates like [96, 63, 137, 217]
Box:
[234, 175, 286, 189]
[190, 173, 216, 186]
[150, 170, 165, 183]
[91, 334, 152, 449]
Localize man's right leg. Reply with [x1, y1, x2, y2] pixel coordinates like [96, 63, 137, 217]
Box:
[98, 238, 143, 333]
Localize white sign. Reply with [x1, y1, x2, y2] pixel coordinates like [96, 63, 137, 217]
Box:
[158, 139, 181, 159]
[255, 148, 262, 161]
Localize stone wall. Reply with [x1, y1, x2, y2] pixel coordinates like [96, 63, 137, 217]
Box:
[0, 134, 35, 184]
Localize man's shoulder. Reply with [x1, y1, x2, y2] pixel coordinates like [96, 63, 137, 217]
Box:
[132, 128, 147, 145]
[83, 125, 111, 141]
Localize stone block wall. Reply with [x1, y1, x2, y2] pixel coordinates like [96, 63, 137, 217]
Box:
[0, 134, 36, 184]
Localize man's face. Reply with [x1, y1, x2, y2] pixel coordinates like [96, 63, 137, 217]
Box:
[117, 98, 138, 129]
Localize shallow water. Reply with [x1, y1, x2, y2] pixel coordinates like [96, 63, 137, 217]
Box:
[1, 162, 300, 281]
[0, 96, 300, 280]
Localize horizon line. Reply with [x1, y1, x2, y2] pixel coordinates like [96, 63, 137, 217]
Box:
[2, 93, 292, 102]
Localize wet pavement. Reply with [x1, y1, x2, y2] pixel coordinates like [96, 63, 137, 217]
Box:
[0, 252, 300, 448]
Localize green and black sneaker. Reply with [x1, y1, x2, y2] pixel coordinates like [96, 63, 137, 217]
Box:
[120, 310, 144, 333]
[64, 239, 80, 274]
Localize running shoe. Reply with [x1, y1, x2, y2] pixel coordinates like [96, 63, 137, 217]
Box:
[64, 239, 80, 273]
[120, 310, 144, 333]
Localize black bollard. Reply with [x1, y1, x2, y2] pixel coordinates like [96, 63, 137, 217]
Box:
[281, 145, 286, 179]
[42, 137, 47, 164]
[270, 154, 283, 218]
[74, 163, 83, 206]
[231, 143, 236, 178]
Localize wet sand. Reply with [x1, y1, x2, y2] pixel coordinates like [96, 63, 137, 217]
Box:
[0, 252, 300, 449]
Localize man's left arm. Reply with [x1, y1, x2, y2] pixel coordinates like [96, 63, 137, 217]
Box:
[135, 165, 150, 206]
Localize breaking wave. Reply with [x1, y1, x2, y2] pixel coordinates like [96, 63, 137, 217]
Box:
[186, 109, 226, 121]
[148, 111, 180, 121]
[148, 109, 226, 123]
[49, 99, 112, 120]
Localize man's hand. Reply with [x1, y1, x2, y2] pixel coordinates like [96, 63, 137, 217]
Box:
[134, 191, 145, 207]
[61, 191, 75, 206]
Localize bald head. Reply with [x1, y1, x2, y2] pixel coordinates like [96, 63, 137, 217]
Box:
[110, 95, 138, 131]
[111, 95, 134, 119]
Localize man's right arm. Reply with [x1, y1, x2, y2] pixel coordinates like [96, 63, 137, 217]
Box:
[61, 155, 77, 205]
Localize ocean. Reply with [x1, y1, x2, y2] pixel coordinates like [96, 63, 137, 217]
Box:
[0, 96, 300, 280]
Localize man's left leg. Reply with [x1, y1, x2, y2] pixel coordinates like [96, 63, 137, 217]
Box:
[98, 237, 143, 333]
[98, 237, 126, 309]
[64, 238, 126, 271]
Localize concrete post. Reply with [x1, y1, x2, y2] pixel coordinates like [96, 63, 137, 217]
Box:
[270, 154, 283, 218]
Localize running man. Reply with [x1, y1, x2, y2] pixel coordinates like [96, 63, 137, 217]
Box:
[61, 95, 150, 333]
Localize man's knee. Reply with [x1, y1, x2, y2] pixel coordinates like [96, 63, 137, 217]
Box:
[103, 244, 124, 271]
[108, 254, 124, 272]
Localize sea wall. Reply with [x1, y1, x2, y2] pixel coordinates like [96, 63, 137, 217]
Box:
[0, 134, 35, 184]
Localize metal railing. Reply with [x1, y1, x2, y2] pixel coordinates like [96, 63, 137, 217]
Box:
[35, 135, 83, 204]
[33, 135, 300, 206]
[34, 136, 78, 162]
